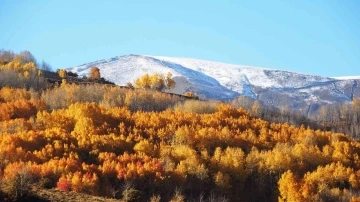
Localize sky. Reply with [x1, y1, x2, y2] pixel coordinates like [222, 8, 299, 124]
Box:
[0, 0, 359, 77]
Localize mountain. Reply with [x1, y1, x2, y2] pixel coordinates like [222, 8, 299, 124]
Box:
[67, 54, 360, 116]
[332, 76, 360, 80]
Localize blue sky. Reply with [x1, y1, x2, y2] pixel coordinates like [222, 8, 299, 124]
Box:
[0, 0, 359, 77]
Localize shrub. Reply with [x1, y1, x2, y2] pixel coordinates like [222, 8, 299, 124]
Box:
[56, 176, 71, 191]
[4, 167, 32, 200]
[173, 100, 219, 114]
[121, 181, 140, 202]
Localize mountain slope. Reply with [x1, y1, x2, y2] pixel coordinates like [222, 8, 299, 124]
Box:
[67, 54, 360, 114]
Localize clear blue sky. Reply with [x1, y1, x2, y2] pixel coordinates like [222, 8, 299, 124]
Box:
[1, 0, 359, 77]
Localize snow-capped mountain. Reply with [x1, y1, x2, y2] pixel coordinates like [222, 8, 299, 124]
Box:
[67, 54, 360, 115]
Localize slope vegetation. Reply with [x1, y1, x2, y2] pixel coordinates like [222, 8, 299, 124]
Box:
[1, 87, 360, 201]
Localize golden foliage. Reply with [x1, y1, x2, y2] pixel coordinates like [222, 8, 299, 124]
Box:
[1, 87, 360, 201]
[89, 67, 100, 80]
[134, 72, 175, 91]
[57, 69, 67, 78]
[183, 91, 196, 98]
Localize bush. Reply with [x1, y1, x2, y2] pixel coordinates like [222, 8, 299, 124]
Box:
[149, 195, 161, 202]
[170, 188, 185, 202]
[121, 181, 140, 202]
[173, 100, 219, 114]
[4, 167, 32, 200]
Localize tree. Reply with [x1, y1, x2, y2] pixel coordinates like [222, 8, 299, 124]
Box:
[121, 181, 140, 202]
[251, 100, 262, 117]
[150, 73, 165, 91]
[134, 72, 175, 91]
[278, 170, 302, 202]
[13, 51, 37, 65]
[40, 60, 52, 71]
[0, 50, 15, 65]
[57, 69, 67, 78]
[165, 72, 176, 91]
[134, 73, 151, 89]
[183, 91, 196, 98]
[89, 67, 101, 80]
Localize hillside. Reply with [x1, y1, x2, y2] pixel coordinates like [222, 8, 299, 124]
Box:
[1, 87, 360, 201]
[67, 55, 360, 115]
[2, 50, 360, 201]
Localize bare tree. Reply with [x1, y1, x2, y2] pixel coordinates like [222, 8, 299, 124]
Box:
[14, 50, 37, 64]
[40, 60, 52, 71]
[0, 50, 15, 64]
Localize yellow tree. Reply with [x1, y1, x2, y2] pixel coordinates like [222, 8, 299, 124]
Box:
[57, 69, 67, 78]
[149, 73, 165, 91]
[134, 72, 175, 92]
[183, 91, 196, 98]
[278, 170, 302, 202]
[251, 100, 261, 117]
[134, 73, 151, 89]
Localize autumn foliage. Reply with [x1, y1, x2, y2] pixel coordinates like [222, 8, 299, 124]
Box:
[0, 50, 47, 91]
[2, 53, 360, 201]
[1, 85, 360, 201]
[134, 72, 175, 92]
[89, 67, 101, 80]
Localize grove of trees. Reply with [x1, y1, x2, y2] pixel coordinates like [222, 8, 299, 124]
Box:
[2, 49, 360, 201]
[134, 72, 175, 92]
[0, 50, 47, 91]
[1, 85, 360, 201]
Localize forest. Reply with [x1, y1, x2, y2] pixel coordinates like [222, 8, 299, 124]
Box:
[2, 50, 360, 202]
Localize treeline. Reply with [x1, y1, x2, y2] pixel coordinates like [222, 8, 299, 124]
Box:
[0, 50, 48, 90]
[0, 83, 207, 120]
[0, 49, 116, 91]
[1, 87, 360, 201]
[231, 96, 360, 140]
[315, 100, 360, 139]
[231, 96, 319, 128]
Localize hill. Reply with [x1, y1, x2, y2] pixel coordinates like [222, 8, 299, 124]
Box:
[1, 90, 360, 201]
[67, 55, 360, 116]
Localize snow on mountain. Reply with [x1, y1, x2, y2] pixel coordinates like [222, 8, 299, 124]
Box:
[332, 76, 360, 80]
[67, 54, 360, 114]
[151, 56, 335, 89]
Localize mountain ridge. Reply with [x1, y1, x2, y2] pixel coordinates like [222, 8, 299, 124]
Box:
[67, 54, 360, 115]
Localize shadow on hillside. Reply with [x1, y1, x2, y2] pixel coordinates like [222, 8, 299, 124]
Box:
[0, 191, 50, 202]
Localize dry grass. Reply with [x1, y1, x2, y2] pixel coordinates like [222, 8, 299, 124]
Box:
[0, 184, 122, 202]
[32, 187, 122, 202]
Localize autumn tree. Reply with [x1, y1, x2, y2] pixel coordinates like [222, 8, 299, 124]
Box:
[89, 67, 101, 80]
[149, 73, 165, 91]
[134, 72, 175, 92]
[134, 73, 151, 89]
[183, 91, 196, 98]
[278, 170, 302, 202]
[57, 69, 67, 78]
[165, 72, 176, 91]
[251, 100, 262, 117]
[13, 50, 37, 65]
[0, 51, 46, 90]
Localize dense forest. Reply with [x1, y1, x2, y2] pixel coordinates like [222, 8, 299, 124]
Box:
[2, 50, 360, 202]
